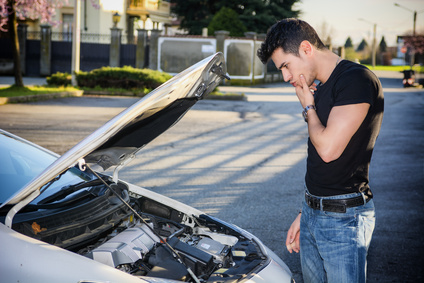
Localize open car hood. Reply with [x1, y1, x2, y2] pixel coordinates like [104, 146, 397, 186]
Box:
[2, 53, 227, 212]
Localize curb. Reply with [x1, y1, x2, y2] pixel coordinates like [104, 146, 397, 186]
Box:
[0, 89, 246, 105]
[0, 90, 84, 105]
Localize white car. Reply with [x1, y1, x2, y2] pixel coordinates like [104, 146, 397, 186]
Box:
[0, 53, 294, 283]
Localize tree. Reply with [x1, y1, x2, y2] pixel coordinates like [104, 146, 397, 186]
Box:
[344, 47, 360, 62]
[237, 0, 300, 34]
[344, 37, 353, 48]
[402, 35, 424, 54]
[356, 39, 368, 52]
[356, 38, 373, 64]
[171, 0, 300, 35]
[0, 0, 68, 87]
[343, 37, 359, 62]
[379, 36, 387, 53]
[169, 0, 213, 35]
[208, 7, 246, 37]
[316, 21, 334, 46]
[378, 36, 391, 65]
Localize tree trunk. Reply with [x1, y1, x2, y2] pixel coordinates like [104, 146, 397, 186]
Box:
[7, 0, 24, 87]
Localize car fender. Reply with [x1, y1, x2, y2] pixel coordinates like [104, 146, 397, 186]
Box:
[0, 222, 165, 283]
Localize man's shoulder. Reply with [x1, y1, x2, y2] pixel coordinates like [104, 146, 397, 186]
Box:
[335, 61, 379, 86]
[338, 61, 375, 77]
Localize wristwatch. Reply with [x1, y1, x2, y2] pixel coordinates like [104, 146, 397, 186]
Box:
[302, 105, 316, 122]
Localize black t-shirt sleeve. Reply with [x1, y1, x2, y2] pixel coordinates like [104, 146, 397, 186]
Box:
[333, 67, 376, 107]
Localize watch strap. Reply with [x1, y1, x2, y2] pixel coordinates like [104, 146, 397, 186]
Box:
[302, 105, 316, 122]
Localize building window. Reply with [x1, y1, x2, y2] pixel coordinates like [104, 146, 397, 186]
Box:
[62, 14, 73, 41]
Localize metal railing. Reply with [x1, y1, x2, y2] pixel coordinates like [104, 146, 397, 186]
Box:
[26, 31, 136, 44]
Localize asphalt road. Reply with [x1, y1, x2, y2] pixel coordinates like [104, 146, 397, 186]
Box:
[0, 74, 423, 282]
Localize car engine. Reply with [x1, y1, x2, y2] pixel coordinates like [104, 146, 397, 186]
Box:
[83, 219, 238, 281]
[75, 195, 263, 282]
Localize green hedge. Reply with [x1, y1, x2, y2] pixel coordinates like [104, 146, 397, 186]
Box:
[45, 67, 241, 99]
[47, 66, 173, 93]
[46, 72, 72, 86]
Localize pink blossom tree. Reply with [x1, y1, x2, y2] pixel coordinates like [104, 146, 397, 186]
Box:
[1, 0, 69, 87]
[1, 0, 101, 87]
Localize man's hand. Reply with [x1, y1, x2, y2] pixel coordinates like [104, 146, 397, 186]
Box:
[286, 213, 301, 253]
[295, 74, 316, 108]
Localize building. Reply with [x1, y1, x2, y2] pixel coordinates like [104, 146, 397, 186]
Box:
[25, 0, 173, 42]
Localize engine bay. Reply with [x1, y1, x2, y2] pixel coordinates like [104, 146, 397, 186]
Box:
[79, 194, 266, 282]
[3, 180, 267, 282]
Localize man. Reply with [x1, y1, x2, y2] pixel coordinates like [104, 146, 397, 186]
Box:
[257, 18, 384, 283]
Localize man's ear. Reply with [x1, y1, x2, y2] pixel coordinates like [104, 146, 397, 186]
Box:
[300, 40, 313, 56]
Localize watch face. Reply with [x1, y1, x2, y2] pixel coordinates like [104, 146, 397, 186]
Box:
[302, 110, 308, 122]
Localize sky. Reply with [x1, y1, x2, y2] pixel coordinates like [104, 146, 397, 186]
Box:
[293, 0, 424, 47]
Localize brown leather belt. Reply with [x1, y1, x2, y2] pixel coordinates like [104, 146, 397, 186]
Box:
[305, 192, 370, 213]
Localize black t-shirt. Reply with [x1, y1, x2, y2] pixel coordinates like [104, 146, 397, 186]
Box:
[305, 60, 384, 197]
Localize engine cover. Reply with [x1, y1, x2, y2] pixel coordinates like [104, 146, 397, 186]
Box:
[86, 224, 160, 267]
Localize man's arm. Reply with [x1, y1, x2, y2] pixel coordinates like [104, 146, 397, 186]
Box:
[297, 75, 370, 163]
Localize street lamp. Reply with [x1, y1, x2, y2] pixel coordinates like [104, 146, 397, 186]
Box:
[112, 12, 121, 28]
[358, 18, 377, 68]
[394, 3, 424, 36]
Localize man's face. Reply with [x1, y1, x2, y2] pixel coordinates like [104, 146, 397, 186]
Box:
[271, 47, 315, 88]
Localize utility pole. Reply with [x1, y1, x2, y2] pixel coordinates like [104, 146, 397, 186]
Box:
[394, 3, 424, 36]
[394, 3, 424, 66]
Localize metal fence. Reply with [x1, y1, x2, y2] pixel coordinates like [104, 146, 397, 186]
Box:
[1, 30, 272, 83]
[26, 31, 135, 44]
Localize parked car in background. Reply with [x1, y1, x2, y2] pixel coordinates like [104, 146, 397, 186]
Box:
[0, 53, 294, 283]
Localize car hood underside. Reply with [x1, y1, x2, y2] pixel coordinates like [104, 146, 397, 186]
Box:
[1, 53, 227, 218]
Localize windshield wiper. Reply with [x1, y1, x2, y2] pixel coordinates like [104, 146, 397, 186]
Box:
[37, 178, 105, 205]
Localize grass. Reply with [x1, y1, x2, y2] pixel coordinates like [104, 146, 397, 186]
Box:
[364, 64, 424, 73]
[0, 85, 80, 97]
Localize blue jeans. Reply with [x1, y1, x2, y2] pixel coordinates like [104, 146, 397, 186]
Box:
[300, 190, 375, 283]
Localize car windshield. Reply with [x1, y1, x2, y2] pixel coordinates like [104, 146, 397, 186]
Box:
[0, 132, 93, 205]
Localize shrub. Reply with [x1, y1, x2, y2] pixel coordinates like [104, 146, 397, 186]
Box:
[75, 66, 172, 91]
[46, 72, 72, 86]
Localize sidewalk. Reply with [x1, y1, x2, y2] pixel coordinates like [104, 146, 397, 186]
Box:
[0, 76, 83, 105]
[0, 76, 47, 88]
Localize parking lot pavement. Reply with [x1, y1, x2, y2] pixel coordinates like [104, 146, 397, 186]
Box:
[0, 73, 423, 282]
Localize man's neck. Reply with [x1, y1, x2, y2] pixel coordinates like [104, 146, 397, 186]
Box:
[315, 51, 341, 84]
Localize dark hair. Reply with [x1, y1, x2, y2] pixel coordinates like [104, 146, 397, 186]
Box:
[257, 18, 326, 64]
